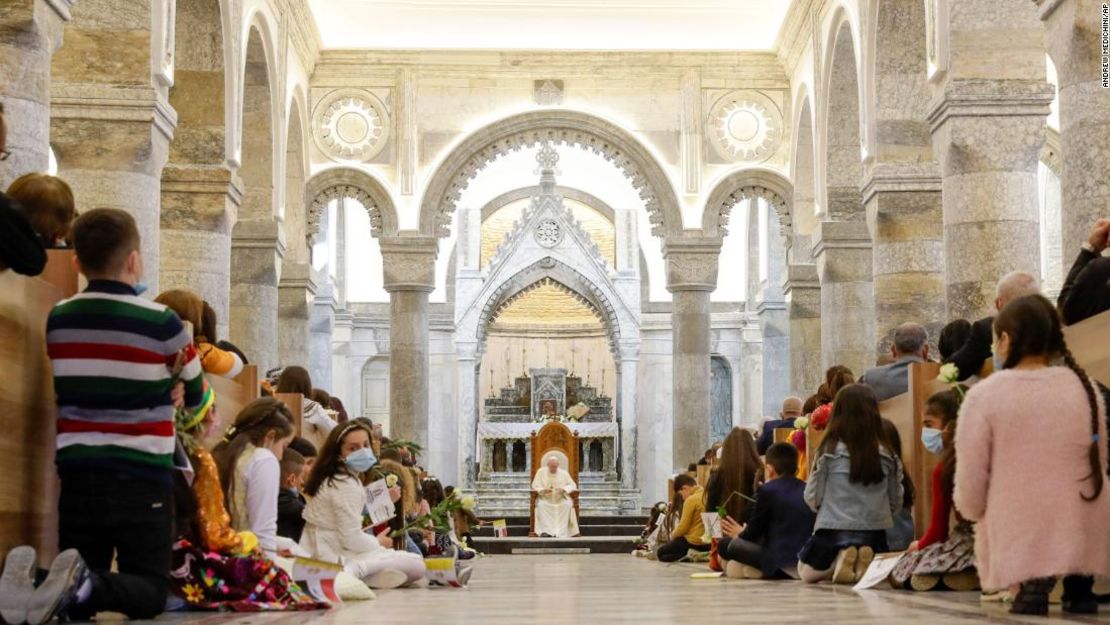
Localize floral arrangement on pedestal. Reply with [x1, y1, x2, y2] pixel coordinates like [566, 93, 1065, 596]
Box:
[533, 413, 582, 424]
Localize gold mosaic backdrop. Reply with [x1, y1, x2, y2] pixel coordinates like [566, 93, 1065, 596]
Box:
[492, 281, 601, 327]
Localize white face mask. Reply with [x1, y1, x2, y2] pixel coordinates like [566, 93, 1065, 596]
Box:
[716, 447, 723, 460]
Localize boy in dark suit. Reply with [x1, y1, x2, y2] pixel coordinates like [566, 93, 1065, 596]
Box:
[719, 443, 816, 579]
[277, 449, 306, 542]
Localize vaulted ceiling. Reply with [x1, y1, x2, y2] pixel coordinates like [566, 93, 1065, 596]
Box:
[308, 0, 795, 50]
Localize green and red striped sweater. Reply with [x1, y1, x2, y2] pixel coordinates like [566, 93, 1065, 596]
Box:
[46, 280, 205, 478]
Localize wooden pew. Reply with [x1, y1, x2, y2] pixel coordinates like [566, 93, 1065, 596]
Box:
[275, 392, 304, 437]
[202, 365, 259, 449]
[878, 362, 948, 541]
[1064, 309, 1110, 386]
[773, 427, 793, 445]
[695, 463, 711, 488]
[0, 270, 66, 565]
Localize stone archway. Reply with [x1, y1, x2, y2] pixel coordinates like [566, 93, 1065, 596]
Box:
[700, 167, 793, 239]
[417, 109, 683, 238]
[228, 23, 280, 371]
[816, 15, 874, 376]
[159, 0, 238, 336]
[304, 166, 399, 240]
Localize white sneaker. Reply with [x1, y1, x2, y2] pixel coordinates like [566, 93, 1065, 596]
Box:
[0, 546, 37, 625]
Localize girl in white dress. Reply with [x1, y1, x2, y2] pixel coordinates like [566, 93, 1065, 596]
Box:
[300, 421, 426, 589]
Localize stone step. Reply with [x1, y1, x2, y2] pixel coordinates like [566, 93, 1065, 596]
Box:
[471, 535, 638, 555]
[475, 523, 641, 537]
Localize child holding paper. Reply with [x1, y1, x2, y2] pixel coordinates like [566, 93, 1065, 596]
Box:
[300, 422, 426, 589]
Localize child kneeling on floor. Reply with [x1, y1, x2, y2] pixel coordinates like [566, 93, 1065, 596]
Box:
[718, 442, 816, 580]
[655, 474, 709, 563]
[799, 384, 904, 585]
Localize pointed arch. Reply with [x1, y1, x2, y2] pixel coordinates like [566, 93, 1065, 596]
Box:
[305, 167, 399, 239]
[476, 257, 623, 358]
[417, 109, 682, 238]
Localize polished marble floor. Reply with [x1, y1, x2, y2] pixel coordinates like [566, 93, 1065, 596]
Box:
[131, 555, 1109, 625]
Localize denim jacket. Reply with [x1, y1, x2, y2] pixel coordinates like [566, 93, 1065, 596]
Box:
[804, 442, 903, 531]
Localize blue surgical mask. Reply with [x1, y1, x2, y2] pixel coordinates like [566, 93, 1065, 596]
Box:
[344, 447, 377, 473]
[133, 281, 149, 296]
[921, 427, 944, 455]
[288, 486, 299, 497]
[992, 350, 1005, 372]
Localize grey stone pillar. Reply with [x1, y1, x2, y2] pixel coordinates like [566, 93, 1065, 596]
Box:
[664, 237, 720, 469]
[456, 341, 479, 489]
[0, 1, 70, 186]
[928, 82, 1052, 320]
[309, 278, 337, 392]
[862, 165, 945, 353]
[381, 236, 438, 453]
[1037, 0, 1110, 258]
[784, 263, 820, 397]
[160, 167, 242, 336]
[229, 219, 284, 372]
[617, 342, 639, 490]
[759, 213, 790, 414]
[813, 220, 874, 376]
[278, 262, 317, 370]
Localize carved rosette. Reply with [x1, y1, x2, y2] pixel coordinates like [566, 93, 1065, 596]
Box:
[313, 89, 390, 162]
[707, 91, 783, 164]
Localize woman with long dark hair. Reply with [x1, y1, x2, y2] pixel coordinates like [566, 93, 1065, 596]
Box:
[955, 294, 1110, 615]
[799, 384, 903, 585]
[300, 421, 426, 589]
[704, 427, 762, 525]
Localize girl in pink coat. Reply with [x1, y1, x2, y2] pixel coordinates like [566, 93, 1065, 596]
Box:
[955, 294, 1110, 616]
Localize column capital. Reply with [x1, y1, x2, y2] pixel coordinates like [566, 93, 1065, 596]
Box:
[231, 217, 287, 256]
[812, 220, 871, 258]
[927, 79, 1055, 133]
[860, 162, 941, 206]
[51, 83, 178, 142]
[663, 236, 722, 292]
[380, 235, 438, 293]
[618, 340, 641, 361]
[278, 261, 318, 295]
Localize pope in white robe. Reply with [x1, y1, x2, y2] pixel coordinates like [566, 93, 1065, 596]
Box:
[532, 456, 580, 538]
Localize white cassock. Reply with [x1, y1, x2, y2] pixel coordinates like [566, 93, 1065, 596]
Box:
[531, 468, 580, 537]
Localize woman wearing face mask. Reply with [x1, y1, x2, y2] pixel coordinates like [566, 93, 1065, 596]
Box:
[212, 398, 301, 556]
[300, 421, 427, 589]
[171, 391, 326, 610]
[890, 388, 979, 592]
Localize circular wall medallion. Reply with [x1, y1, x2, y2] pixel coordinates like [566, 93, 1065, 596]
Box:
[534, 219, 563, 248]
[707, 90, 782, 163]
[313, 89, 390, 162]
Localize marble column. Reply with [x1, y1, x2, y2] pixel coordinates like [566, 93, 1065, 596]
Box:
[664, 237, 720, 469]
[813, 220, 874, 376]
[229, 219, 284, 372]
[617, 342, 639, 490]
[928, 0, 1052, 320]
[928, 83, 1053, 320]
[278, 262, 317, 370]
[50, 1, 174, 289]
[456, 341, 479, 489]
[160, 167, 241, 335]
[784, 264, 821, 397]
[381, 236, 438, 453]
[309, 278, 337, 392]
[862, 165, 945, 354]
[758, 213, 790, 413]
[1037, 0, 1110, 257]
[0, 0, 70, 186]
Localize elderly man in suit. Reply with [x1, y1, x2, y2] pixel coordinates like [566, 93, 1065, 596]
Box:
[756, 396, 805, 455]
[860, 323, 930, 402]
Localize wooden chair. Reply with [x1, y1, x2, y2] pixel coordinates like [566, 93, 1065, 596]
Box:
[274, 392, 305, 437]
[529, 422, 581, 537]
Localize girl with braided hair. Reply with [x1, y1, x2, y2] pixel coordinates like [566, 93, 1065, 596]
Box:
[955, 294, 1110, 616]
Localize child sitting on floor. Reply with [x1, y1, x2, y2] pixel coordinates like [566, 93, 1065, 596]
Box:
[655, 474, 708, 563]
[800, 384, 904, 585]
[278, 449, 307, 543]
[718, 442, 816, 580]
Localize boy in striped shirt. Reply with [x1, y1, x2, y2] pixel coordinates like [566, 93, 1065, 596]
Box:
[0, 209, 204, 625]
